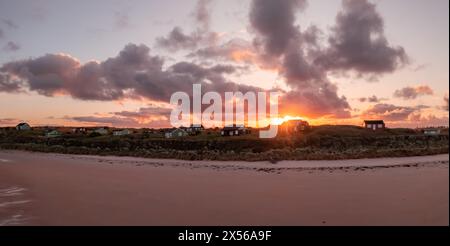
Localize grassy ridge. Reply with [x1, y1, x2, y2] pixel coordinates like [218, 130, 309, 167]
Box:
[1, 125, 448, 161]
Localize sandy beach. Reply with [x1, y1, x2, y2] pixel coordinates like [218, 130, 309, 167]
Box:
[0, 150, 448, 226]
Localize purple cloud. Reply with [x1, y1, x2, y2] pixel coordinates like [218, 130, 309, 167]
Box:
[393, 85, 434, 100]
[317, 0, 409, 75]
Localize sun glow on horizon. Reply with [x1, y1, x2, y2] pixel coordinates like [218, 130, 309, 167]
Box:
[270, 115, 306, 125]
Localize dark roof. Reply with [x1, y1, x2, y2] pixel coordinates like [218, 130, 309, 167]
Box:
[222, 126, 241, 130]
[190, 124, 204, 128]
[364, 120, 385, 124]
[16, 123, 30, 126]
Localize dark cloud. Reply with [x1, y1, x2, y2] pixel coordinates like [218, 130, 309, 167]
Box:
[125, 0, 408, 120]
[361, 103, 427, 122]
[1, 44, 161, 100]
[156, 27, 203, 51]
[0, 43, 260, 102]
[193, 0, 212, 30]
[279, 45, 350, 120]
[155, 26, 218, 53]
[156, 0, 216, 52]
[3, 41, 20, 52]
[317, 0, 408, 75]
[358, 95, 386, 103]
[0, 73, 23, 92]
[1, 52, 82, 97]
[169, 62, 236, 81]
[188, 38, 256, 63]
[250, 0, 307, 57]
[0, 0, 414, 122]
[280, 85, 351, 119]
[249, 0, 350, 118]
[0, 28, 3, 39]
[393, 85, 434, 100]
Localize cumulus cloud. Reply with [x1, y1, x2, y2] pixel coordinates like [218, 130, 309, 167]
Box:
[1, 52, 84, 97]
[393, 85, 434, 100]
[280, 86, 351, 118]
[358, 95, 386, 103]
[156, 0, 217, 52]
[317, 0, 408, 75]
[249, 0, 351, 118]
[189, 38, 257, 63]
[250, 0, 307, 57]
[0, 43, 261, 102]
[156, 27, 204, 51]
[0, 0, 416, 123]
[0, 73, 23, 92]
[361, 103, 428, 122]
[3, 41, 20, 52]
[193, 0, 212, 30]
[195, 0, 408, 83]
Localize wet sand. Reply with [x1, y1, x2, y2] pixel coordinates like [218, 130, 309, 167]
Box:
[0, 150, 448, 226]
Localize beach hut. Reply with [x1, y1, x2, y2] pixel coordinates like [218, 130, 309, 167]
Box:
[220, 125, 249, 136]
[422, 128, 441, 136]
[364, 120, 385, 131]
[113, 129, 132, 136]
[165, 128, 188, 138]
[46, 130, 61, 138]
[185, 124, 205, 135]
[94, 127, 109, 135]
[72, 127, 87, 134]
[280, 120, 310, 134]
[16, 122, 31, 131]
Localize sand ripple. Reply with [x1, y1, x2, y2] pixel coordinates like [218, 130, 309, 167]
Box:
[0, 186, 32, 226]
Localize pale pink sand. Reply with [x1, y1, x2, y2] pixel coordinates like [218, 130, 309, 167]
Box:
[0, 150, 448, 226]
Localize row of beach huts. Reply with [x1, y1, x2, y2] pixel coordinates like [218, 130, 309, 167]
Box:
[12, 122, 256, 138]
[10, 120, 445, 138]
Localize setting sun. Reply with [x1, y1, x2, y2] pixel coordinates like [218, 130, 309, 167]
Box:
[270, 115, 305, 125]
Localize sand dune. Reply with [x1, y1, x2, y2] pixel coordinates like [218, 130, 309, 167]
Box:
[0, 150, 448, 226]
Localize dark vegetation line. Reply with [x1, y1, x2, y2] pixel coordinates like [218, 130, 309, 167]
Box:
[1, 126, 448, 162]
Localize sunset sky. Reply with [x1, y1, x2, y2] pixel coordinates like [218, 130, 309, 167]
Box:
[0, 0, 448, 128]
